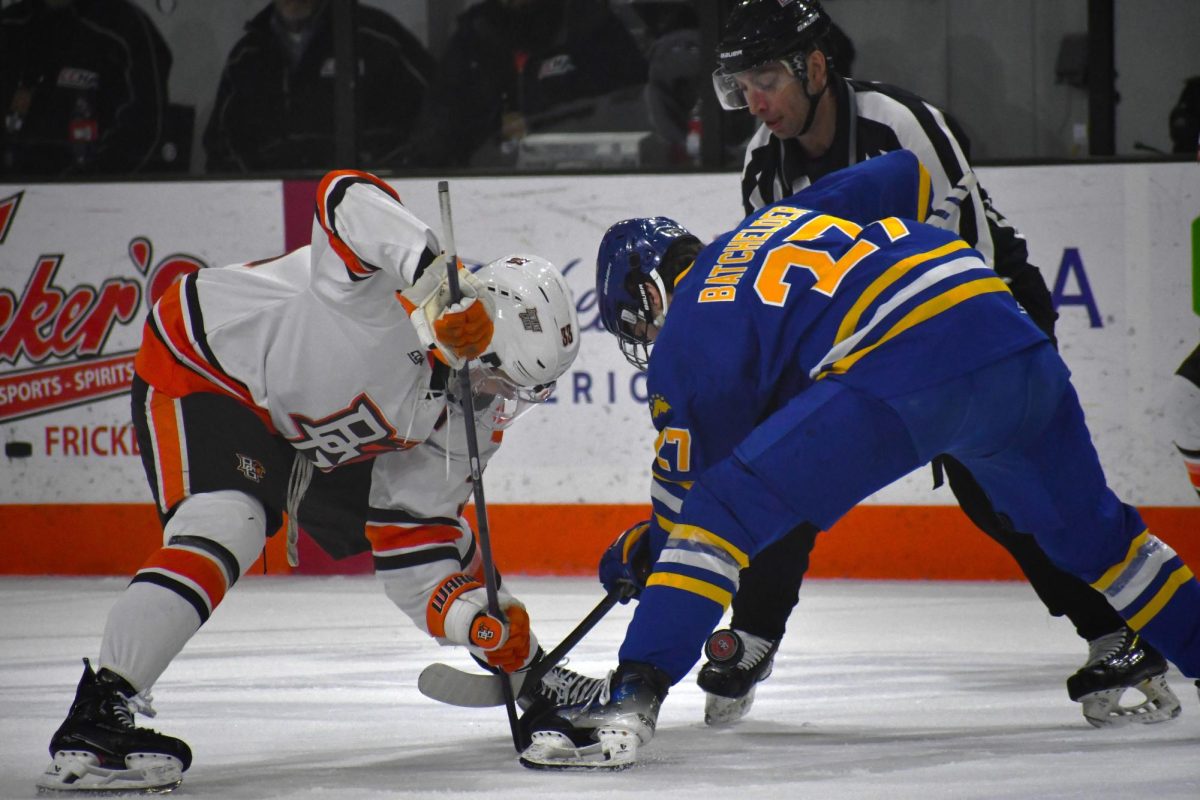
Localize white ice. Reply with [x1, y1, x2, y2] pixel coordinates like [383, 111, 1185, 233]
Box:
[2, 575, 1197, 799]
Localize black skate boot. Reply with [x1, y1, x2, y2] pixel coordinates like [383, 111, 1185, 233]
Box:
[1066, 627, 1181, 727]
[696, 628, 779, 725]
[518, 658, 611, 744]
[520, 661, 670, 770]
[36, 658, 192, 793]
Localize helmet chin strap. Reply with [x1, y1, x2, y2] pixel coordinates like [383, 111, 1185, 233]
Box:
[796, 80, 826, 137]
[784, 52, 827, 138]
[649, 272, 670, 328]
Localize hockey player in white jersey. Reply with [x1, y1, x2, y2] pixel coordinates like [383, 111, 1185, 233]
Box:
[36, 170, 581, 793]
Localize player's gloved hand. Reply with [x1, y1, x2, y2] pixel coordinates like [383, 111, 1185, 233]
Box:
[598, 520, 653, 602]
[433, 297, 493, 361]
[426, 573, 534, 673]
[397, 258, 495, 369]
[471, 602, 532, 673]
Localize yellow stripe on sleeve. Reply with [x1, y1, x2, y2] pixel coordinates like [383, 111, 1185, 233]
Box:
[652, 471, 694, 489]
[916, 163, 931, 222]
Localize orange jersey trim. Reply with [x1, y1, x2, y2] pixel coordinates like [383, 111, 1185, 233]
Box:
[316, 170, 402, 280]
[145, 387, 187, 513]
[136, 281, 274, 431]
[366, 522, 463, 553]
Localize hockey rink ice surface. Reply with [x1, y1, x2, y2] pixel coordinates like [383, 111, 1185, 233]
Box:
[2, 575, 1198, 799]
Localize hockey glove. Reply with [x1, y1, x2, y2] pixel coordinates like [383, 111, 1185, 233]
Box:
[426, 572, 534, 673]
[598, 520, 653, 602]
[397, 258, 496, 369]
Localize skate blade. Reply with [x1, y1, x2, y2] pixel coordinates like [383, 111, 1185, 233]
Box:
[1079, 674, 1182, 728]
[36, 751, 184, 794]
[704, 685, 756, 726]
[518, 729, 639, 771]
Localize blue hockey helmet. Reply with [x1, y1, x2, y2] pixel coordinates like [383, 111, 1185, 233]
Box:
[595, 216, 695, 370]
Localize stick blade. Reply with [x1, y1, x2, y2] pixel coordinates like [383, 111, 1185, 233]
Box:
[417, 663, 526, 708]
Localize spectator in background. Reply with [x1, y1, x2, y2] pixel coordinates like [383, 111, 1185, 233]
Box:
[0, 0, 172, 177]
[203, 0, 433, 174]
[635, 0, 701, 164]
[402, 0, 647, 168]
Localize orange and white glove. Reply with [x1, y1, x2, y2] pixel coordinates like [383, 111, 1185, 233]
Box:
[426, 573, 535, 673]
[397, 258, 495, 369]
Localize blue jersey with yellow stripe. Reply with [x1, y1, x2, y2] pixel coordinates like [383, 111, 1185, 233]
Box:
[642, 152, 1046, 566]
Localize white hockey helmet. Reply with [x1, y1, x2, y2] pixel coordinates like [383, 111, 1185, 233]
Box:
[464, 254, 580, 428]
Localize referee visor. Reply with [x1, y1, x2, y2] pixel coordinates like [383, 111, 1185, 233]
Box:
[712, 61, 799, 111]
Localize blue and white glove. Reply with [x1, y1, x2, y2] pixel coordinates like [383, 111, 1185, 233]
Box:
[598, 520, 653, 603]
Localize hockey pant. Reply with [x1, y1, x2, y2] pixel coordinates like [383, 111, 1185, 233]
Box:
[621, 342, 1200, 683]
[729, 458, 1125, 643]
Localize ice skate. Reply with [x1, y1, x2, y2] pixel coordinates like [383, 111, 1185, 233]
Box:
[696, 629, 779, 725]
[36, 659, 192, 794]
[519, 662, 669, 770]
[1066, 628, 1181, 727]
[518, 660, 611, 740]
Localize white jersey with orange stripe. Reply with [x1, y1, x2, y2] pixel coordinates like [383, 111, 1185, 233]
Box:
[139, 171, 451, 471]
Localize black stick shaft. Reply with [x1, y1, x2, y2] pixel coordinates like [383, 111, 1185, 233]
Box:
[519, 587, 625, 696]
[437, 180, 523, 751]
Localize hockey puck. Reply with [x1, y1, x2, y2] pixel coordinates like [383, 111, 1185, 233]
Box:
[5, 441, 32, 458]
[703, 630, 743, 664]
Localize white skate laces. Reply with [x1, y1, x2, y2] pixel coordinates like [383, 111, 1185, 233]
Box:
[539, 664, 611, 707]
[1083, 629, 1128, 666]
[119, 689, 158, 721]
[733, 630, 775, 669]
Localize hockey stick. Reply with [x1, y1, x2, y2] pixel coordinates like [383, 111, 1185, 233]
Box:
[418, 585, 628, 708]
[437, 180, 523, 752]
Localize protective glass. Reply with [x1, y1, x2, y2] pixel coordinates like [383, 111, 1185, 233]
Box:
[465, 363, 555, 430]
[711, 61, 797, 110]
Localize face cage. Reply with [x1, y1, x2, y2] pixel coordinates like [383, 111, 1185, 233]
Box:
[462, 363, 555, 431]
[615, 305, 654, 371]
[711, 54, 806, 110]
[618, 332, 651, 372]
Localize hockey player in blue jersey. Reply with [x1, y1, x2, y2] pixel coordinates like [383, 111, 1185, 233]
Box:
[518, 150, 1200, 769]
[705, 0, 1172, 732]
